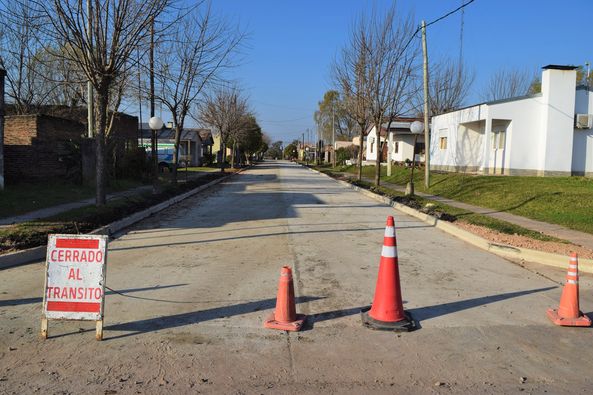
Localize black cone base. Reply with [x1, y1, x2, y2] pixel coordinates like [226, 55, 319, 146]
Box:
[361, 307, 416, 332]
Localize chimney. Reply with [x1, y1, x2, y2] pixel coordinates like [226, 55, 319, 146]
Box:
[539, 65, 577, 175]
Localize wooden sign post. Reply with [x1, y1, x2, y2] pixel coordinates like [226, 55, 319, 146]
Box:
[41, 234, 108, 340]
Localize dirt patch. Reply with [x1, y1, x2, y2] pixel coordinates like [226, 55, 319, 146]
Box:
[456, 221, 593, 259]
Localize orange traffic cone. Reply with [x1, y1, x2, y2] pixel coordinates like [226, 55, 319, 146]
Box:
[547, 253, 591, 327]
[264, 266, 306, 331]
[361, 216, 415, 331]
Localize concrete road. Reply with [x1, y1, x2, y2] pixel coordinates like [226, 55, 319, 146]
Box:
[1, 160, 592, 394]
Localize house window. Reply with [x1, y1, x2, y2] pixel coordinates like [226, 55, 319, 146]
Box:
[439, 137, 448, 150]
[370, 138, 375, 153]
[394, 141, 399, 154]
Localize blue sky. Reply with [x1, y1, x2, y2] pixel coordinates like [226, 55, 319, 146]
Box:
[197, 0, 593, 144]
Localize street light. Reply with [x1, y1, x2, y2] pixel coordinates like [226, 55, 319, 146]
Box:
[148, 116, 163, 130]
[149, 116, 163, 192]
[406, 121, 424, 196]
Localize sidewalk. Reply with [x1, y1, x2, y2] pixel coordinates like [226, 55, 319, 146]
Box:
[0, 172, 211, 227]
[340, 172, 593, 251]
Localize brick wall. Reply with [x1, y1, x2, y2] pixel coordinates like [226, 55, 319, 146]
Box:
[3, 115, 37, 145]
[3, 114, 84, 182]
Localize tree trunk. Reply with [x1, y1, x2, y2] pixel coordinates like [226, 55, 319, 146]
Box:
[220, 140, 226, 172]
[231, 141, 236, 169]
[374, 122, 381, 186]
[95, 87, 109, 206]
[172, 122, 182, 184]
[357, 128, 364, 181]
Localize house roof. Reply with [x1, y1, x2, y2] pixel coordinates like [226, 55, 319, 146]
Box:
[198, 130, 213, 141]
[5, 104, 137, 123]
[364, 117, 423, 136]
[437, 92, 543, 116]
[139, 125, 211, 143]
[542, 64, 578, 70]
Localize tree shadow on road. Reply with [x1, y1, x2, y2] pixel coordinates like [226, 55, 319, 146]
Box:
[100, 296, 323, 340]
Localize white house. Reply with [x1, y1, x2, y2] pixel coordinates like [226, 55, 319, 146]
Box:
[365, 118, 425, 164]
[430, 65, 593, 176]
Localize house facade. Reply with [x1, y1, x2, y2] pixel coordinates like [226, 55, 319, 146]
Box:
[430, 65, 593, 176]
[139, 125, 211, 168]
[365, 118, 425, 164]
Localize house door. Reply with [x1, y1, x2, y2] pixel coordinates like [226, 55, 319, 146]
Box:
[489, 130, 506, 174]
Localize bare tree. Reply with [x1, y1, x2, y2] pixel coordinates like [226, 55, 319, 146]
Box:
[364, 6, 419, 186]
[0, 0, 48, 113]
[198, 85, 248, 171]
[414, 58, 474, 116]
[27, 0, 170, 205]
[0, 0, 95, 112]
[154, 3, 244, 183]
[333, 16, 372, 181]
[480, 68, 534, 102]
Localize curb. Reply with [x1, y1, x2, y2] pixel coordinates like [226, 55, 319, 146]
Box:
[0, 168, 247, 270]
[306, 166, 593, 274]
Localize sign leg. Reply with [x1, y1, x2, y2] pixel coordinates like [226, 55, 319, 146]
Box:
[41, 318, 48, 339]
[95, 320, 103, 341]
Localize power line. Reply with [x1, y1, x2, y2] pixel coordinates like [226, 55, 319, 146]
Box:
[425, 0, 476, 30]
[399, 0, 477, 56]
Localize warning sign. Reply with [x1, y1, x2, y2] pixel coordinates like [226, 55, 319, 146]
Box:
[43, 234, 108, 321]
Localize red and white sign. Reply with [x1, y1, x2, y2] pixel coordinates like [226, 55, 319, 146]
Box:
[43, 234, 108, 321]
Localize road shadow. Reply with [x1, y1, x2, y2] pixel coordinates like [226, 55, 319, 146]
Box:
[302, 306, 368, 330]
[0, 283, 188, 308]
[408, 286, 556, 326]
[109, 227, 393, 252]
[100, 296, 323, 340]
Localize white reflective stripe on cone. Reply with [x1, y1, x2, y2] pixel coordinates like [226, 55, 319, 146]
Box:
[382, 246, 397, 258]
[569, 264, 578, 269]
[384, 227, 395, 237]
[567, 272, 578, 277]
[567, 279, 578, 284]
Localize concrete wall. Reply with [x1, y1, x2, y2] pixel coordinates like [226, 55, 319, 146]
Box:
[572, 129, 593, 175]
[572, 88, 593, 175]
[455, 120, 485, 168]
[488, 97, 541, 172]
[365, 126, 385, 162]
[392, 134, 416, 162]
[430, 105, 486, 171]
[540, 68, 576, 173]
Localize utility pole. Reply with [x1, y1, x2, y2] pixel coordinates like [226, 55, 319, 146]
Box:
[150, 17, 158, 193]
[316, 118, 320, 165]
[137, 49, 143, 146]
[302, 133, 305, 162]
[387, 128, 393, 177]
[422, 20, 430, 189]
[331, 105, 336, 168]
[0, 68, 5, 190]
[86, 0, 94, 139]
